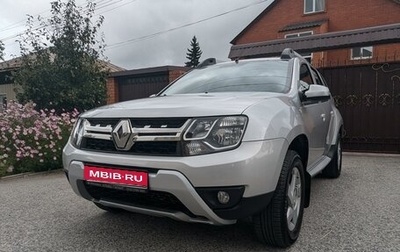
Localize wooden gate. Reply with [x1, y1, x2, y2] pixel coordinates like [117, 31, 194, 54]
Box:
[319, 62, 400, 153]
[118, 74, 169, 102]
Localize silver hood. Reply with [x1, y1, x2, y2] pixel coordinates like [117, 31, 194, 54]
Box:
[82, 93, 283, 118]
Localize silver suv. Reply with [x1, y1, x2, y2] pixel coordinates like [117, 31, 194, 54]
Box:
[63, 48, 343, 248]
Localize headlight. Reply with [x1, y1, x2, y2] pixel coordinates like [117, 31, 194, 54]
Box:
[70, 118, 86, 148]
[183, 116, 247, 156]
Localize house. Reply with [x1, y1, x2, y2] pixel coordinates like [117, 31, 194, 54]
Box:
[229, 0, 400, 67]
[0, 56, 125, 105]
[0, 57, 22, 102]
[229, 0, 400, 153]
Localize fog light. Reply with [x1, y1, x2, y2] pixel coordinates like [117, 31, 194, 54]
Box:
[217, 191, 230, 204]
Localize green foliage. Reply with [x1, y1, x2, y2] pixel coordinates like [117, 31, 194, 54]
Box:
[185, 36, 202, 68]
[14, 0, 108, 112]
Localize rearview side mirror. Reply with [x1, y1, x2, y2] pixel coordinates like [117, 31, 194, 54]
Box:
[304, 85, 331, 99]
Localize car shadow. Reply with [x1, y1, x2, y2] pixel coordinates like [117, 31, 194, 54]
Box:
[64, 208, 285, 252]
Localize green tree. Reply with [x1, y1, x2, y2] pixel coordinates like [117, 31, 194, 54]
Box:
[185, 36, 202, 67]
[0, 40, 4, 61]
[14, 0, 108, 112]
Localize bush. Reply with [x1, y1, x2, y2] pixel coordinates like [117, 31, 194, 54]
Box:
[0, 101, 79, 176]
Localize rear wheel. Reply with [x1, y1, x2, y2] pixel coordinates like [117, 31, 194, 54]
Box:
[323, 136, 342, 178]
[253, 150, 305, 248]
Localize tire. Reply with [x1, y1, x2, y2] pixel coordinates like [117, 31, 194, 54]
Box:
[93, 202, 123, 213]
[322, 136, 342, 179]
[253, 150, 305, 248]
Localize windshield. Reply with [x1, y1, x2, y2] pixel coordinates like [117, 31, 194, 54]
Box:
[160, 60, 290, 95]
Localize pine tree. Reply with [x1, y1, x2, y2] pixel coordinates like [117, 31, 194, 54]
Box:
[185, 36, 202, 67]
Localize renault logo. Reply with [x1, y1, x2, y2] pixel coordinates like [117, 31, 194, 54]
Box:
[112, 120, 137, 150]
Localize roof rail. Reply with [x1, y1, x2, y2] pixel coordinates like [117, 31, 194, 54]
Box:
[196, 58, 216, 68]
[280, 48, 303, 60]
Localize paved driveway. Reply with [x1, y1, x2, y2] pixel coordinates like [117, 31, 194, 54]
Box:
[0, 154, 399, 251]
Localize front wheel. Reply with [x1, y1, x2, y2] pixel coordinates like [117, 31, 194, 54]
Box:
[253, 150, 305, 248]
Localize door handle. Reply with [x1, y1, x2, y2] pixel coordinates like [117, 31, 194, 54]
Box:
[321, 114, 326, 122]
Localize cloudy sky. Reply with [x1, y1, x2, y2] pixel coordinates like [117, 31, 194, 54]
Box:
[0, 0, 272, 70]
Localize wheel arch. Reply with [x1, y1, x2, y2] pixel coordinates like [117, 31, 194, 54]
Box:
[288, 134, 308, 168]
[288, 134, 311, 208]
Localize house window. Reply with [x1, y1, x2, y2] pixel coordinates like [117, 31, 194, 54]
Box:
[351, 46, 373, 60]
[304, 0, 325, 14]
[285, 31, 313, 61]
[285, 31, 313, 38]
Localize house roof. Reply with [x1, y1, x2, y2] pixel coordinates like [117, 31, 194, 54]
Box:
[0, 57, 23, 71]
[0, 55, 125, 73]
[230, 0, 279, 44]
[98, 61, 126, 72]
[110, 65, 189, 77]
[229, 23, 400, 59]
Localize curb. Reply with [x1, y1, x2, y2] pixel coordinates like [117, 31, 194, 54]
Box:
[0, 169, 63, 181]
[343, 152, 400, 158]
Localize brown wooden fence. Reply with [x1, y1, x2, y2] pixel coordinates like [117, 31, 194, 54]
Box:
[118, 74, 169, 102]
[319, 62, 400, 153]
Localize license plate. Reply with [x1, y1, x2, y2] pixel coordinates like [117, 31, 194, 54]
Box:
[83, 165, 148, 189]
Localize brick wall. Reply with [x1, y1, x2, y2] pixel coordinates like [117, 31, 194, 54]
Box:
[106, 77, 118, 104]
[314, 43, 400, 68]
[169, 70, 187, 83]
[233, 0, 400, 66]
[235, 0, 400, 43]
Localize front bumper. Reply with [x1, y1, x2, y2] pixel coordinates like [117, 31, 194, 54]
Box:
[63, 138, 288, 225]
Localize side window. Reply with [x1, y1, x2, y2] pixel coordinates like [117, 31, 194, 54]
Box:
[299, 64, 313, 85]
[310, 68, 323, 86]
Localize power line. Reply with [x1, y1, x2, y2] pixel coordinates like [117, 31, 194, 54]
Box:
[97, 0, 137, 15]
[0, 0, 117, 41]
[1, 0, 270, 57]
[106, 0, 270, 50]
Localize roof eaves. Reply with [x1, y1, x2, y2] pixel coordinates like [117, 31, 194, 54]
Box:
[279, 19, 328, 32]
[110, 65, 189, 77]
[229, 23, 400, 59]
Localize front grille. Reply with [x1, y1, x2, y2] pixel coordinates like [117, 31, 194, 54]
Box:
[83, 138, 115, 152]
[86, 118, 188, 129]
[84, 182, 195, 217]
[80, 117, 190, 156]
[130, 118, 188, 128]
[83, 139, 181, 156]
[87, 119, 119, 127]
